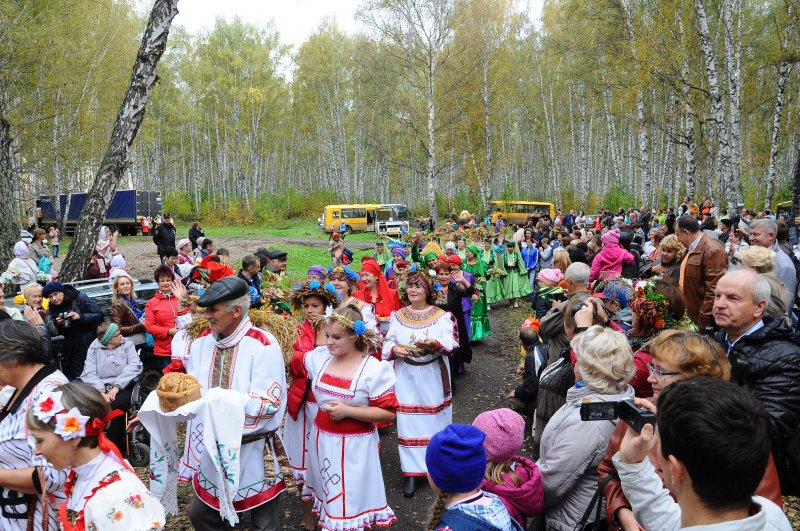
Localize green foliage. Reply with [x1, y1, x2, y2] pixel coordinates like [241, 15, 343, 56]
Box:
[603, 185, 636, 213]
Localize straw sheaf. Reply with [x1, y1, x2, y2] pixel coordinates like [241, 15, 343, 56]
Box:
[248, 309, 299, 364]
[179, 294, 200, 312]
[182, 311, 299, 364]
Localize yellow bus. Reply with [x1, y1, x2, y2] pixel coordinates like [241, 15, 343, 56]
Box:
[319, 203, 410, 235]
[489, 200, 556, 225]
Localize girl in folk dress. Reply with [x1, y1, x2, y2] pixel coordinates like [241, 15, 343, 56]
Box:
[302, 306, 398, 530]
[284, 280, 342, 531]
[95, 226, 118, 279]
[382, 272, 458, 498]
[27, 382, 165, 531]
[326, 265, 379, 334]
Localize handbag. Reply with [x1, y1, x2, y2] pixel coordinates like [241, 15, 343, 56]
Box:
[37, 256, 51, 274]
[573, 474, 616, 531]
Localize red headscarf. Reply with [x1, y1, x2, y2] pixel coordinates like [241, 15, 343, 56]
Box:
[446, 255, 463, 267]
[355, 260, 401, 318]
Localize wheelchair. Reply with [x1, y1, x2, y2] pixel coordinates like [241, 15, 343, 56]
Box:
[125, 345, 163, 468]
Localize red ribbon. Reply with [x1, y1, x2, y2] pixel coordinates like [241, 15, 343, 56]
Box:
[83, 409, 133, 472]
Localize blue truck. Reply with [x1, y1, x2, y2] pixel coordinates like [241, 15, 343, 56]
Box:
[37, 189, 162, 236]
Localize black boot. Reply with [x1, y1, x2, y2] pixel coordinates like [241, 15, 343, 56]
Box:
[403, 476, 417, 498]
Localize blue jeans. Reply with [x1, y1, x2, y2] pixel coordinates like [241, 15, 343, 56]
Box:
[51, 245, 59, 257]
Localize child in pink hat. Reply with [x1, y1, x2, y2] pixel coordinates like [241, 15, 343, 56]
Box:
[589, 228, 634, 283]
[473, 408, 544, 528]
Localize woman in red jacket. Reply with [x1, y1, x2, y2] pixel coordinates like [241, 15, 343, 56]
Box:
[144, 264, 189, 369]
[284, 280, 341, 531]
[354, 258, 401, 335]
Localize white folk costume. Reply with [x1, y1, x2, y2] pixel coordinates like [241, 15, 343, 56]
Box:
[61, 452, 165, 531]
[381, 306, 458, 476]
[302, 347, 398, 531]
[185, 316, 287, 518]
[0, 366, 68, 531]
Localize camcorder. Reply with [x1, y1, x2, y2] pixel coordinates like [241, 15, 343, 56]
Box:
[579, 398, 655, 433]
[58, 312, 72, 329]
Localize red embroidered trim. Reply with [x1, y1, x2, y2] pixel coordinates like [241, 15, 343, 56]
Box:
[59, 471, 123, 531]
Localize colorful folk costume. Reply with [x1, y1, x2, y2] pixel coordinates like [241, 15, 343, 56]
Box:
[326, 266, 380, 334]
[501, 241, 533, 301]
[284, 280, 342, 487]
[372, 242, 392, 272]
[486, 243, 508, 304]
[482, 241, 504, 304]
[382, 284, 458, 479]
[0, 366, 68, 531]
[154, 277, 288, 528]
[463, 244, 491, 340]
[354, 260, 402, 335]
[302, 341, 398, 529]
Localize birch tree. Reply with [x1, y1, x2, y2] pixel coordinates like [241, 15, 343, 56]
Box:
[60, 0, 179, 281]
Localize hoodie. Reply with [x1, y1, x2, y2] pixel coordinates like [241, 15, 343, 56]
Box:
[589, 244, 634, 283]
[482, 455, 544, 528]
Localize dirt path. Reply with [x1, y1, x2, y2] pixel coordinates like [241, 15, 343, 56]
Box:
[139, 304, 530, 530]
[109, 236, 373, 279]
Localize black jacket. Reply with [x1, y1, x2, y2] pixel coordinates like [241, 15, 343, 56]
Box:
[514, 345, 547, 415]
[47, 285, 104, 380]
[716, 315, 800, 493]
[188, 225, 204, 249]
[153, 223, 176, 253]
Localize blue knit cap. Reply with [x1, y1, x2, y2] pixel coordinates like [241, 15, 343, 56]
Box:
[425, 424, 486, 493]
[42, 282, 65, 298]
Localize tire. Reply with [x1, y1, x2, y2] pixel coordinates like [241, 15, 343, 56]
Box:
[128, 440, 150, 468]
[345, 225, 353, 234]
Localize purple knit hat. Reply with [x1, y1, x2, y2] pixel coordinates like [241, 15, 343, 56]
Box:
[472, 408, 525, 463]
[601, 228, 621, 246]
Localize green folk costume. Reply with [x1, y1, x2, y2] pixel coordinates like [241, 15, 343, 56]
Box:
[483, 246, 505, 304]
[373, 242, 392, 270]
[501, 242, 533, 300]
[464, 245, 490, 341]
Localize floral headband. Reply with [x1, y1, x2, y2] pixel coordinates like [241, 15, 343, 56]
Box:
[323, 306, 382, 350]
[32, 390, 131, 470]
[290, 279, 342, 310]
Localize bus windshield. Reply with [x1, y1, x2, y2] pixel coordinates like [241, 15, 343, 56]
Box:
[378, 205, 408, 221]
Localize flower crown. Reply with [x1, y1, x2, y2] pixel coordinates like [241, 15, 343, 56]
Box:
[289, 279, 342, 311]
[32, 392, 105, 441]
[323, 306, 382, 351]
[630, 278, 697, 331]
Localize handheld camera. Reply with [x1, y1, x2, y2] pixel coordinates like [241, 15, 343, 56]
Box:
[579, 398, 656, 433]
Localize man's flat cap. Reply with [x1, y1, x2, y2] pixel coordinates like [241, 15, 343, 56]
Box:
[268, 250, 287, 260]
[197, 276, 249, 307]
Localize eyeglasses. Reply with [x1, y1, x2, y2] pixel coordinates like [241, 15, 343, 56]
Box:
[647, 362, 681, 379]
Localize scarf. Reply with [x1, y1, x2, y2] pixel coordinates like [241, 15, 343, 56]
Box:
[13, 241, 29, 259]
[121, 295, 144, 320]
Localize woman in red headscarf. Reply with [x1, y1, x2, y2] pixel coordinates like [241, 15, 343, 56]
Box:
[354, 258, 401, 335]
[27, 381, 165, 530]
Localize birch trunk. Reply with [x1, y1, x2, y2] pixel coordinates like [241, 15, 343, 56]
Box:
[59, 0, 180, 281]
[722, 0, 744, 209]
[0, 117, 17, 267]
[694, 0, 737, 211]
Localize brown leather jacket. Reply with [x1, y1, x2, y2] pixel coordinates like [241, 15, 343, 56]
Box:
[110, 298, 146, 336]
[598, 419, 783, 528]
[679, 234, 727, 327]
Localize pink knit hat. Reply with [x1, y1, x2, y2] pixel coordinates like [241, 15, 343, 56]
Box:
[472, 408, 525, 463]
[601, 228, 620, 246]
[537, 268, 563, 286]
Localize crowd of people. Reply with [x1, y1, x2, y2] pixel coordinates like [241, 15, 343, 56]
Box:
[0, 196, 798, 530]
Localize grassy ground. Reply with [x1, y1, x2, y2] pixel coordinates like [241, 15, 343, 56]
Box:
[265, 244, 371, 281]
[200, 219, 379, 243]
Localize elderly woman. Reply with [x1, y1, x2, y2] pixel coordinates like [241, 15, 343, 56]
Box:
[109, 272, 147, 346]
[0, 242, 48, 292]
[597, 330, 783, 530]
[42, 282, 104, 380]
[650, 234, 684, 282]
[0, 320, 68, 530]
[538, 325, 634, 531]
[79, 322, 142, 456]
